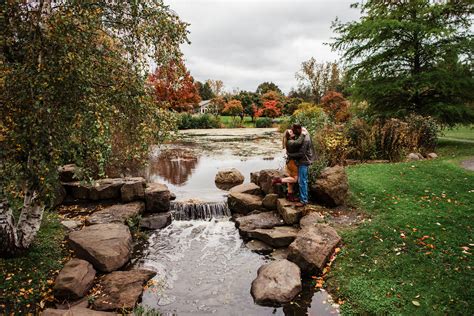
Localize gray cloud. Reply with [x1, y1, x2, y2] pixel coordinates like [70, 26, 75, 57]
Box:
[166, 0, 359, 94]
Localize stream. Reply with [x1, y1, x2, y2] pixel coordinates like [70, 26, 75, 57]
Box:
[135, 128, 340, 315]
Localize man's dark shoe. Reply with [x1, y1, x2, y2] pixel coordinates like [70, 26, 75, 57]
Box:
[286, 193, 299, 202]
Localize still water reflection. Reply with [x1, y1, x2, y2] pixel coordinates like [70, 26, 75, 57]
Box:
[146, 129, 285, 201]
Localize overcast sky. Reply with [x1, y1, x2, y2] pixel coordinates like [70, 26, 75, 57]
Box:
[165, 0, 360, 94]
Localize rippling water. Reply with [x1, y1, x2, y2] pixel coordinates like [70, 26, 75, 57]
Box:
[136, 218, 339, 316]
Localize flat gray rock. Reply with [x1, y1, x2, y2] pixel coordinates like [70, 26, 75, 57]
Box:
[235, 212, 284, 237]
[85, 201, 144, 226]
[229, 183, 262, 195]
[247, 226, 299, 248]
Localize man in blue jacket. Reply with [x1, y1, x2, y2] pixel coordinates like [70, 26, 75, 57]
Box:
[287, 123, 315, 207]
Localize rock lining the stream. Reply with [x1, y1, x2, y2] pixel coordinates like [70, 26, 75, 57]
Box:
[228, 192, 264, 214]
[277, 198, 303, 225]
[68, 223, 132, 272]
[251, 259, 302, 306]
[92, 269, 156, 311]
[288, 224, 341, 273]
[229, 182, 262, 195]
[54, 258, 96, 300]
[235, 211, 284, 237]
[247, 226, 299, 248]
[215, 168, 245, 190]
[85, 201, 144, 225]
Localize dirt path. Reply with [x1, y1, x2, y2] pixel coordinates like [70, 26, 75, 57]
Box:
[461, 157, 474, 171]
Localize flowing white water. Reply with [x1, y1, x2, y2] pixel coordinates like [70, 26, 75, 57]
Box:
[137, 218, 272, 315]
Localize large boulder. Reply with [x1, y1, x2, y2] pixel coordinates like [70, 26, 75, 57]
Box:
[277, 199, 303, 225]
[251, 259, 302, 306]
[228, 192, 264, 215]
[63, 178, 125, 201]
[86, 202, 144, 226]
[89, 178, 124, 201]
[68, 223, 132, 272]
[310, 166, 348, 207]
[235, 212, 284, 237]
[121, 177, 146, 202]
[262, 194, 278, 210]
[145, 183, 171, 213]
[139, 212, 172, 230]
[288, 224, 341, 273]
[215, 168, 245, 190]
[54, 259, 95, 300]
[257, 169, 284, 194]
[92, 269, 156, 311]
[247, 226, 299, 248]
[229, 183, 262, 196]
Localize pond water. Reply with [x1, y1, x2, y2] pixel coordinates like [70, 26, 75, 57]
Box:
[145, 128, 285, 202]
[136, 128, 340, 315]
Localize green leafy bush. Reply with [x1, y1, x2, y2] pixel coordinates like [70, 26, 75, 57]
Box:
[255, 117, 273, 128]
[288, 103, 329, 135]
[177, 113, 221, 129]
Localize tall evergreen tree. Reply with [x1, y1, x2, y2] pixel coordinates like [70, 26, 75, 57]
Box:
[332, 0, 473, 125]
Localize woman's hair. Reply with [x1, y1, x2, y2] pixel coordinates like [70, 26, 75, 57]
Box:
[282, 129, 291, 149]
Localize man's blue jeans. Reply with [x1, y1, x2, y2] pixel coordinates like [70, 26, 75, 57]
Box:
[298, 164, 309, 204]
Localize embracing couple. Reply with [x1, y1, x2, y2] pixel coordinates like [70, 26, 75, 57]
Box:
[273, 123, 315, 207]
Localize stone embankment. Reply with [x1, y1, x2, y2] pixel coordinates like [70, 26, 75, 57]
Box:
[228, 167, 346, 306]
[43, 165, 174, 315]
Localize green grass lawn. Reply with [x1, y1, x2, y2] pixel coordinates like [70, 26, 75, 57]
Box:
[330, 138, 474, 314]
[219, 115, 256, 128]
[0, 211, 68, 314]
[442, 124, 474, 141]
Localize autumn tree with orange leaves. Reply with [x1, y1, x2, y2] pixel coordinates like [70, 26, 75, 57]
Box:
[149, 59, 201, 112]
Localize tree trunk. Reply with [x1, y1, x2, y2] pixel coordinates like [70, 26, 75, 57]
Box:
[0, 189, 45, 257]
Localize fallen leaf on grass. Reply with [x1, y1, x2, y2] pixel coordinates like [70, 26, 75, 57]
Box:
[412, 300, 421, 306]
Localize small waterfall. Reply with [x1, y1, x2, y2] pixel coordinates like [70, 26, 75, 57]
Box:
[170, 201, 231, 220]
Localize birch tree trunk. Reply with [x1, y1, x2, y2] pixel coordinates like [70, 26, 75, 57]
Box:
[0, 189, 44, 257]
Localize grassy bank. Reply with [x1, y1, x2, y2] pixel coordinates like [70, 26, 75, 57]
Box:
[329, 138, 474, 314]
[0, 211, 68, 314]
[219, 115, 256, 128]
[443, 124, 474, 141]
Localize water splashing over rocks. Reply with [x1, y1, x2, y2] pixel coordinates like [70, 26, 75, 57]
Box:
[170, 201, 231, 220]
